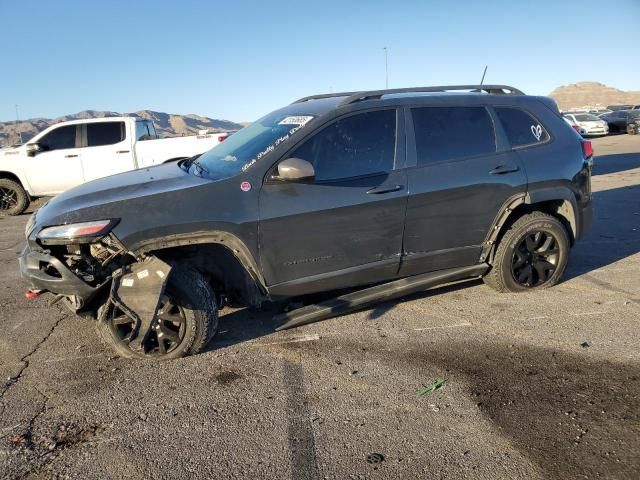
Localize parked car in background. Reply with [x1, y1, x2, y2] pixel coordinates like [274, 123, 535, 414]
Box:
[589, 108, 611, 115]
[606, 104, 633, 111]
[19, 84, 593, 360]
[0, 117, 230, 215]
[562, 113, 609, 136]
[599, 110, 640, 134]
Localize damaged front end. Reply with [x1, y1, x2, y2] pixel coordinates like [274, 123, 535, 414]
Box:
[20, 219, 132, 311]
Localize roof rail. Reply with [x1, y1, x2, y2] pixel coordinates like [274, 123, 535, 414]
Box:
[292, 91, 361, 104]
[337, 85, 525, 106]
[292, 85, 524, 106]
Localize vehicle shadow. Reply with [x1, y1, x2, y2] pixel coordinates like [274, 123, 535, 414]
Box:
[285, 336, 640, 478]
[565, 181, 640, 280]
[592, 152, 640, 176]
[208, 279, 484, 352]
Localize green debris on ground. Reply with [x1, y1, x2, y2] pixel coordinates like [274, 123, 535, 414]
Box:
[416, 378, 446, 398]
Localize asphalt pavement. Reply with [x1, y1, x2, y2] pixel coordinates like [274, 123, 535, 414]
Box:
[1, 134, 639, 479]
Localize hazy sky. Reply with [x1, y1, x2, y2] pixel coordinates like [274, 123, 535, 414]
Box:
[1, 0, 638, 122]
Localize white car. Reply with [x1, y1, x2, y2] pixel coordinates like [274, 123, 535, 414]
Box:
[562, 113, 609, 137]
[0, 117, 231, 215]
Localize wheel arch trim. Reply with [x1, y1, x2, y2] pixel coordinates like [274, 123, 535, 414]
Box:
[130, 231, 267, 294]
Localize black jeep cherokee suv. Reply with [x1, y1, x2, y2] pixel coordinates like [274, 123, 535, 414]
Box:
[20, 85, 593, 360]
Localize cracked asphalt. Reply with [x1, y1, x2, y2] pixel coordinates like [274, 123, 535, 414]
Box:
[1, 135, 639, 479]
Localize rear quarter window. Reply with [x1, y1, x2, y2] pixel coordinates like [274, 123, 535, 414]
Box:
[495, 107, 550, 148]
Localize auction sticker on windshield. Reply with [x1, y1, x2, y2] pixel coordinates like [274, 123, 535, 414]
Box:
[278, 116, 314, 126]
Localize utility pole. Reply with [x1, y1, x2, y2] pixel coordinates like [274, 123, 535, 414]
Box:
[480, 65, 488, 86]
[15, 104, 22, 145]
[383, 47, 389, 89]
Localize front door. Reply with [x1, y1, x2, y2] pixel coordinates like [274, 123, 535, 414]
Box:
[400, 105, 527, 275]
[26, 124, 84, 196]
[259, 108, 407, 296]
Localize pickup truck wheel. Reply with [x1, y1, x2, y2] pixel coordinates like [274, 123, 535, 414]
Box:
[0, 179, 28, 216]
[483, 212, 569, 293]
[97, 265, 218, 360]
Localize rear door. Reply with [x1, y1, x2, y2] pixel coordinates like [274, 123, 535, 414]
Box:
[400, 105, 527, 276]
[259, 108, 407, 295]
[26, 124, 84, 195]
[79, 121, 134, 181]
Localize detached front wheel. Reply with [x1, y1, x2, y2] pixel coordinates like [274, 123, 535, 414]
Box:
[0, 178, 29, 216]
[483, 212, 570, 293]
[97, 265, 218, 360]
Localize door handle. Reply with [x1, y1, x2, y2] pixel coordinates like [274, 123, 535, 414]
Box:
[116, 150, 130, 154]
[366, 185, 403, 195]
[64, 154, 78, 158]
[490, 165, 520, 175]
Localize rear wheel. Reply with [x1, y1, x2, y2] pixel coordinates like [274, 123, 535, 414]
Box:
[0, 178, 28, 216]
[483, 212, 570, 293]
[627, 125, 636, 135]
[97, 264, 218, 360]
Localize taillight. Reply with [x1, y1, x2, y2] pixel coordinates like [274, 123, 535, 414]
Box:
[218, 134, 229, 142]
[582, 140, 593, 159]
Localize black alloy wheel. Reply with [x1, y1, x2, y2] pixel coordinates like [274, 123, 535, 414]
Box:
[109, 294, 187, 357]
[0, 186, 18, 211]
[511, 231, 559, 288]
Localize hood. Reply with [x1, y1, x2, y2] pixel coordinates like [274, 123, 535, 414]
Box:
[34, 162, 211, 228]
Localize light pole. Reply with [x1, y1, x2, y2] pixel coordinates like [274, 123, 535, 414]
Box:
[383, 47, 389, 89]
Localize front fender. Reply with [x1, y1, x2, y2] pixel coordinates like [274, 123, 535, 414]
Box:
[131, 231, 266, 293]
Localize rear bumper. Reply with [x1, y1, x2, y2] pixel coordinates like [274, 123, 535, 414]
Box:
[19, 246, 100, 301]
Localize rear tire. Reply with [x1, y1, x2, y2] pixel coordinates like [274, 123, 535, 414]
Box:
[483, 212, 570, 293]
[0, 178, 29, 216]
[627, 125, 636, 135]
[97, 264, 218, 360]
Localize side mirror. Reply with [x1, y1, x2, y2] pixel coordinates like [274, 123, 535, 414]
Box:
[25, 143, 42, 157]
[276, 157, 315, 182]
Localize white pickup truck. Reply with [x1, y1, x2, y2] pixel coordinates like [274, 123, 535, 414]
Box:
[0, 117, 230, 215]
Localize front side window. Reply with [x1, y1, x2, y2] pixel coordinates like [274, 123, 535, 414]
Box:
[290, 109, 396, 181]
[38, 125, 76, 151]
[411, 106, 496, 166]
[86, 122, 125, 147]
[494, 107, 549, 148]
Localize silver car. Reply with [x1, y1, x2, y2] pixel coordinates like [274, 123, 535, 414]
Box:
[563, 113, 609, 137]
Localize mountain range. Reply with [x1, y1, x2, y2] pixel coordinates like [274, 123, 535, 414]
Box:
[0, 110, 244, 147]
[548, 82, 640, 110]
[2, 82, 639, 146]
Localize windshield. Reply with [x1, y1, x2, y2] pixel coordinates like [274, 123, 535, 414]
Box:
[574, 114, 602, 122]
[190, 111, 315, 180]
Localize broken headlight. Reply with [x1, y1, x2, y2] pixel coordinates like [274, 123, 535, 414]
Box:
[37, 219, 119, 245]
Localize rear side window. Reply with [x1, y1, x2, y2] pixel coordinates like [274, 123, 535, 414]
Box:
[136, 120, 157, 141]
[39, 125, 76, 151]
[495, 107, 549, 148]
[411, 107, 496, 166]
[290, 109, 396, 181]
[86, 122, 125, 147]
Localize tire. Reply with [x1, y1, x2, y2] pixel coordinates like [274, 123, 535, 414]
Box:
[483, 212, 570, 293]
[0, 178, 29, 216]
[97, 264, 218, 360]
[627, 125, 636, 135]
